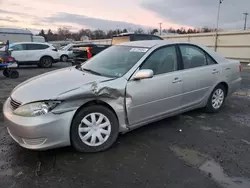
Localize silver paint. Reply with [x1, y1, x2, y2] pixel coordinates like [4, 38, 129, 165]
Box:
[3, 40, 242, 150]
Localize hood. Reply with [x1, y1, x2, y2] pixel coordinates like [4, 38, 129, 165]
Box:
[11, 67, 112, 104]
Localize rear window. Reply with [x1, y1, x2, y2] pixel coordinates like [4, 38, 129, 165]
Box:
[131, 35, 151, 41]
[112, 36, 130, 45]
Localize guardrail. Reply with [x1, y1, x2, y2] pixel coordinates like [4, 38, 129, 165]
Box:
[162, 30, 250, 63]
[50, 30, 250, 63]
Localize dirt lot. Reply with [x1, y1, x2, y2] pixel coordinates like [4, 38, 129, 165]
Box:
[0, 63, 250, 188]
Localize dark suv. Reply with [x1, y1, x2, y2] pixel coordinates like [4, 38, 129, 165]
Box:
[112, 33, 163, 45]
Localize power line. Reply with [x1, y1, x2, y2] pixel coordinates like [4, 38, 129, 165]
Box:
[243, 12, 249, 30]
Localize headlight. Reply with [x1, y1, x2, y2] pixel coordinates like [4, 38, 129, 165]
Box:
[13, 101, 60, 117]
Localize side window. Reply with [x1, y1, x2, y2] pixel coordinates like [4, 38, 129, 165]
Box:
[12, 44, 26, 51]
[206, 55, 217, 65]
[179, 45, 207, 69]
[27, 44, 49, 50]
[141, 46, 178, 75]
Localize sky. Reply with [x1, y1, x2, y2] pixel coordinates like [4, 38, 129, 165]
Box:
[0, 0, 249, 34]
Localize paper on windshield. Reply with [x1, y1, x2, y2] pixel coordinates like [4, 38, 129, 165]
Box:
[130, 48, 148, 53]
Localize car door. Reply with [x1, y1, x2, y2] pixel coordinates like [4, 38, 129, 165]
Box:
[26, 43, 49, 62]
[178, 44, 220, 109]
[126, 45, 183, 126]
[10, 44, 27, 62]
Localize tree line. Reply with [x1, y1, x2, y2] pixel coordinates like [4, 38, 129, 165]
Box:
[38, 27, 216, 41]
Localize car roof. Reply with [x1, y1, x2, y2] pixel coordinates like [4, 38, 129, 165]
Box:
[11, 42, 51, 45]
[118, 40, 176, 48]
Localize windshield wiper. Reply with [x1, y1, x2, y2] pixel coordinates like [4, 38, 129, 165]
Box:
[82, 68, 102, 76]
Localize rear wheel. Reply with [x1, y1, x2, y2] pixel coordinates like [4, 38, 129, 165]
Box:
[40, 57, 53, 68]
[70, 105, 119, 153]
[205, 84, 226, 113]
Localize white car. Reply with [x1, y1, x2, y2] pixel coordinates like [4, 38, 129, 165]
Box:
[58, 43, 74, 62]
[9, 42, 60, 68]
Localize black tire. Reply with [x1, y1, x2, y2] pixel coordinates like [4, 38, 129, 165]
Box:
[205, 84, 226, 113]
[61, 55, 68, 62]
[9, 70, 19, 79]
[40, 57, 53, 68]
[3, 69, 9, 77]
[70, 105, 119, 153]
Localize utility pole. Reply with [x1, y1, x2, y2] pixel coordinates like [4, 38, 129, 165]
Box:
[159, 23, 162, 36]
[214, 0, 223, 52]
[243, 12, 249, 30]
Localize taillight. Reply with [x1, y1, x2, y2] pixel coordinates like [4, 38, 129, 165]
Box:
[52, 48, 58, 52]
[87, 47, 92, 59]
[239, 64, 242, 72]
[6, 56, 15, 62]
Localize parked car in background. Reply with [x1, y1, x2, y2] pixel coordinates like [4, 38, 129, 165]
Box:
[58, 43, 74, 62]
[9, 42, 60, 68]
[71, 43, 110, 63]
[3, 40, 242, 153]
[111, 33, 163, 45]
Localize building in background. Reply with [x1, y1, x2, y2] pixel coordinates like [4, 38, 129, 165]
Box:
[0, 28, 44, 43]
[32, 35, 45, 42]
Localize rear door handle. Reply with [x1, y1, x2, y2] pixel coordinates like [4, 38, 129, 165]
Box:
[172, 77, 182, 83]
[225, 67, 231, 70]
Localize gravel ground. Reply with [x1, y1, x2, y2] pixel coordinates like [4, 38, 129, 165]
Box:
[0, 62, 250, 188]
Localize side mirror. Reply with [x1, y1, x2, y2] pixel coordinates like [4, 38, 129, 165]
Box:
[8, 48, 13, 52]
[133, 69, 154, 80]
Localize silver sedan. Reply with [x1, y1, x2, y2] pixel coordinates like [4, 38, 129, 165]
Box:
[3, 40, 242, 152]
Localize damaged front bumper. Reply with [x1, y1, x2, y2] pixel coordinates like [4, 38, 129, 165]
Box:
[3, 97, 74, 150]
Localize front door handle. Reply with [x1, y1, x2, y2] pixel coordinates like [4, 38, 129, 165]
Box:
[212, 69, 219, 74]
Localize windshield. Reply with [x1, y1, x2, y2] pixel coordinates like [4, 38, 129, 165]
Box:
[81, 45, 148, 78]
[59, 44, 70, 50]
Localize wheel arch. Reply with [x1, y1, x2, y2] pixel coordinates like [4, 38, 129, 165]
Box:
[60, 54, 68, 60]
[215, 81, 229, 97]
[40, 55, 54, 62]
[70, 100, 119, 127]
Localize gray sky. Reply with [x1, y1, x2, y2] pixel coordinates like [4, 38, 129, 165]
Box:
[0, 0, 249, 32]
[141, 0, 250, 29]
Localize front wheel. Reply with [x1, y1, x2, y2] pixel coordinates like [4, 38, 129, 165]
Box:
[61, 55, 68, 62]
[3, 69, 9, 77]
[9, 70, 19, 79]
[205, 85, 226, 113]
[70, 105, 119, 153]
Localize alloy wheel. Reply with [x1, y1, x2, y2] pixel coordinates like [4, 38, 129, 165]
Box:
[212, 88, 224, 109]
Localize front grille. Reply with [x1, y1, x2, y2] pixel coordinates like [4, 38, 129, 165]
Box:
[10, 97, 22, 110]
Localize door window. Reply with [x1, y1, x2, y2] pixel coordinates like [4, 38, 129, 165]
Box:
[12, 44, 26, 51]
[179, 45, 207, 69]
[140, 46, 178, 75]
[27, 44, 49, 50]
[206, 55, 217, 65]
